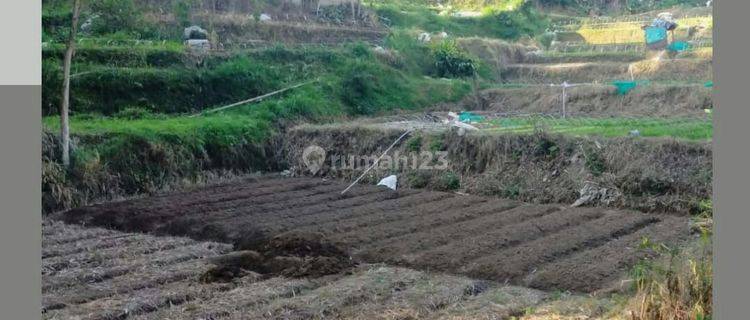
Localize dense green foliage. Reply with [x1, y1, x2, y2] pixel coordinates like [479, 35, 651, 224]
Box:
[430, 40, 478, 78]
[43, 42, 472, 116]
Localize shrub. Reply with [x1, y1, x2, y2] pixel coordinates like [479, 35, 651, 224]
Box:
[430, 40, 477, 78]
[88, 0, 140, 35]
[173, 0, 194, 27]
[406, 135, 423, 152]
[698, 199, 712, 218]
[584, 147, 606, 177]
[406, 170, 431, 189]
[533, 136, 559, 158]
[428, 135, 446, 151]
[502, 183, 521, 198]
[435, 172, 461, 191]
[350, 42, 372, 58]
[629, 235, 712, 320]
[114, 107, 159, 120]
[340, 64, 380, 115]
[536, 31, 555, 50]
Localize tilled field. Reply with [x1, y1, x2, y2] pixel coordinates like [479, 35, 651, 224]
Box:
[55, 176, 689, 294]
[46, 218, 570, 320]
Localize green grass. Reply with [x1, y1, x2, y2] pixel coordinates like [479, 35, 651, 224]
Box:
[483, 116, 712, 141]
[43, 114, 269, 142]
[373, 1, 547, 40]
[43, 43, 186, 67]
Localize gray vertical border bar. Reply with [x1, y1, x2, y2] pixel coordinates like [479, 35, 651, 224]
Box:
[714, 0, 750, 319]
[0, 0, 42, 316]
[0, 86, 42, 318]
[0, 0, 747, 319]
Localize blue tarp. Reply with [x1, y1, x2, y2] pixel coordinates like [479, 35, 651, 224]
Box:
[668, 41, 691, 52]
[645, 27, 668, 45]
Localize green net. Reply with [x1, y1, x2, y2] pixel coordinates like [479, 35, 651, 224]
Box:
[459, 111, 484, 123]
[612, 80, 639, 95]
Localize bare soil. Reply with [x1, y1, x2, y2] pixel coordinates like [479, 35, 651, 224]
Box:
[57, 177, 688, 294]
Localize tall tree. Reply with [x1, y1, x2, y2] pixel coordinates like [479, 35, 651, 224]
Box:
[60, 0, 82, 167]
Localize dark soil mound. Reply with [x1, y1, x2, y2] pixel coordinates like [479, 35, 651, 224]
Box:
[203, 232, 355, 282]
[265, 231, 349, 258]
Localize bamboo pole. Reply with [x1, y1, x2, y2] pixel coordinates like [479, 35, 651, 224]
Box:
[191, 79, 317, 117]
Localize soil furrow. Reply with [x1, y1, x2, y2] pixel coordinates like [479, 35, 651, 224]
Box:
[355, 203, 561, 260]
[253, 189, 441, 232]
[294, 193, 462, 241]
[153, 188, 400, 243]
[60, 178, 322, 228]
[66, 182, 342, 234]
[524, 216, 688, 292]
[327, 196, 515, 246]
[405, 207, 606, 271]
[459, 212, 658, 283]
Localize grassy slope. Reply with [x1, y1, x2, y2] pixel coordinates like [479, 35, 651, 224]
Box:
[373, 1, 548, 39]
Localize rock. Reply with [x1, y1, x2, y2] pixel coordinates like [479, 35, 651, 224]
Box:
[571, 183, 621, 207]
[183, 25, 208, 40]
[259, 13, 272, 21]
[80, 14, 97, 34]
[185, 39, 210, 54]
[418, 32, 431, 43]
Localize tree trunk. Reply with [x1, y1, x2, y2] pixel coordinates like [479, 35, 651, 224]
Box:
[60, 0, 82, 167]
[351, 0, 356, 24]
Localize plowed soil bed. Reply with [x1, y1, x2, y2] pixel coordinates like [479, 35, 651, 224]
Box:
[57, 176, 688, 293]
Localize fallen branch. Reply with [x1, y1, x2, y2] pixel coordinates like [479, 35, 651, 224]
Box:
[190, 79, 317, 117]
